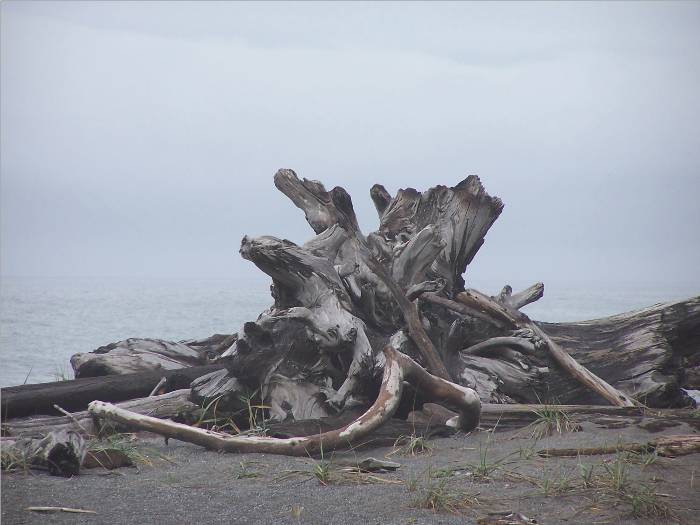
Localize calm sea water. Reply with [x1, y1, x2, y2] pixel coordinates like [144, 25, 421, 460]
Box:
[1, 276, 697, 387]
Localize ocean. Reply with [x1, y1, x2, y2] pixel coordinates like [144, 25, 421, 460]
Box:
[1, 276, 697, 388]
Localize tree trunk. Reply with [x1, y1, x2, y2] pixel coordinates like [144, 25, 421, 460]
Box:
[2, 390, 196, 437]
[1, 365, 223, 418]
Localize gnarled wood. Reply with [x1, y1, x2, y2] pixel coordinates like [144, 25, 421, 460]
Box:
[1, 430, 88, 476]
[456, 288, 638, 407]
[88, 346, 480, 456]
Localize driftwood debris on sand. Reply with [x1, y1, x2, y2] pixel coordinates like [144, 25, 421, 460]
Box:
[2, 169, 698, 463]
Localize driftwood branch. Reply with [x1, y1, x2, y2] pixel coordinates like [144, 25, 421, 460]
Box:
[497, 283, 544, 310]
[461, 337, 538, 357]
[537, 435, 700, 458]
[3, 390, 196, 438]
[456, 288, 638, 407]
[88, 346, 480, 456]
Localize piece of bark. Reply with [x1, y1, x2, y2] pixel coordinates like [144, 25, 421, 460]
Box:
[1, 365, 223, 419]
[3, 389, 196, 437]
[2, 430, 88, 476]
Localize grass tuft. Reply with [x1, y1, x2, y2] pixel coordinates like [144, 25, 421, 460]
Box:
[411, 469, 479, 513]
[390, 434, 433, 457]
[529, 404, 579, 439]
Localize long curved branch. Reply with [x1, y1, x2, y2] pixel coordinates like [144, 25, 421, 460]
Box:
[88, 346, 480, 457]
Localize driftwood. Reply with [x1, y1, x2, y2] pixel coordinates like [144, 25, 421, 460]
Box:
[6, 170, 698, 461]
[2, 389, 196, 438]
[456, 288, 637, 407]
[540, 297, 700, 407]
[185, 169, 696, 436]
[88, 345, 480, 456]
[537, 434, 700, 458]
[71, 334, 235, 378]
[1, 365, 223, 418]
[1, 430, 88, 476]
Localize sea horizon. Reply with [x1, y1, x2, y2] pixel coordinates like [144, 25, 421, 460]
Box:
[1, 274, 698, 388]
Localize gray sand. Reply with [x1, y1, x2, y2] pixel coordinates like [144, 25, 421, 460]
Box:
[3, 413, 699, 524]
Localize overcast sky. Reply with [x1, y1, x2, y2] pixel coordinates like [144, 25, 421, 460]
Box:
[2, 1, 699, 289]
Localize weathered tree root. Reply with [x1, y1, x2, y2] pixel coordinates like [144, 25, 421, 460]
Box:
[456, 288, 638, 407]
[88, 346, 480, 456]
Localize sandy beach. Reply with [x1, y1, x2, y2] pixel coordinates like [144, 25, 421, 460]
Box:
[3, 409, 699, 525]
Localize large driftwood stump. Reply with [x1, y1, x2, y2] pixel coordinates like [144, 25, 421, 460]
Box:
[188, 168, 669, 433]
[6, 169, 697, 460]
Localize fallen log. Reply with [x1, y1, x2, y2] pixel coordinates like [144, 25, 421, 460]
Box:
[2, 389, 196, 437]
[88, 346, 480, 456]
[71, 334, 236, 378]
[1, 364, 224, 419]
[539, 296, 700, 407]
[456, 288, 638, 407]
[1, 430, 88, 476]
[537, 434, 700, 458]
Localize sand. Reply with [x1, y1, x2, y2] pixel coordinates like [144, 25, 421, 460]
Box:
[3, 411, 699, 525]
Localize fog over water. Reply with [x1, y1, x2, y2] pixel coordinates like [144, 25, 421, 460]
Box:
[2, 1, 699, 285]
[1, 3, 699, 385]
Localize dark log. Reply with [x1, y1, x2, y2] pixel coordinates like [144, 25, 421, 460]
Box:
[1, 430, 88, 476]
[269, 408, 455, 447]
[2, 390, 196, 437]
[1, 365, 224, 419]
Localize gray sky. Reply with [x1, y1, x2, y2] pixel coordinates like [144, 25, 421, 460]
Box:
[2, 1, 699, 288]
